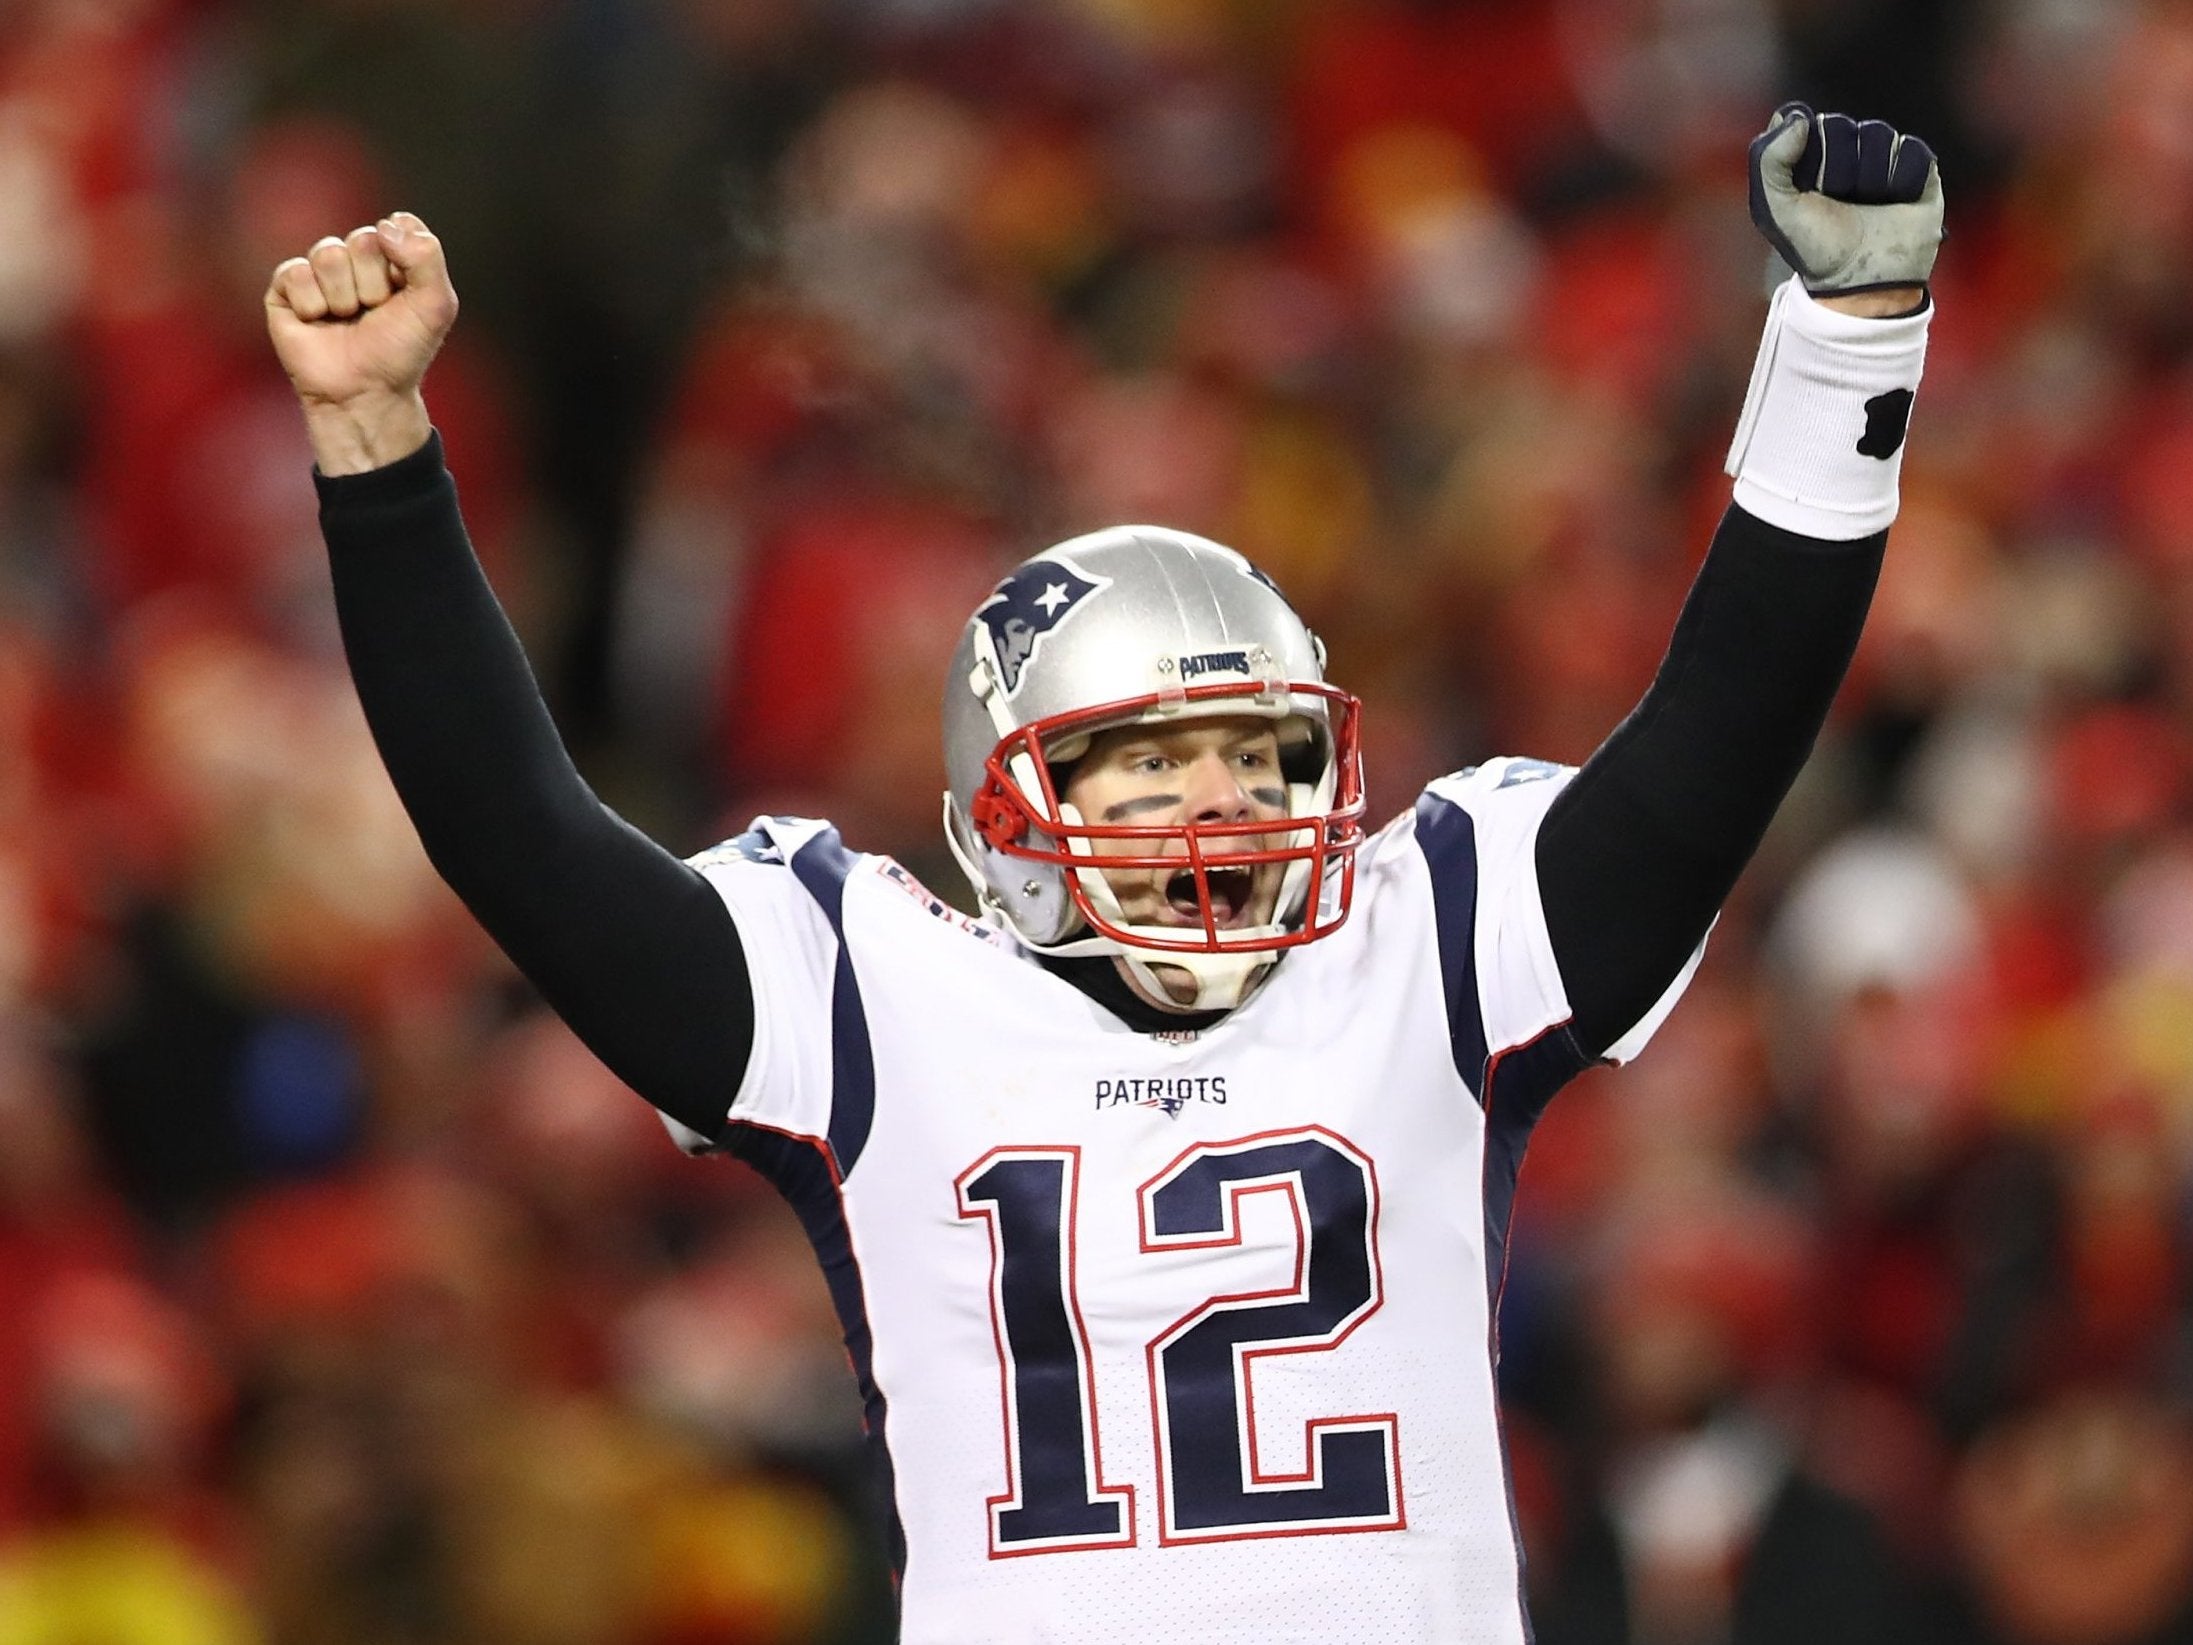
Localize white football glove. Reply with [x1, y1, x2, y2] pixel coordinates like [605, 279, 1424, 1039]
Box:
[1749, 102, 1944, 295]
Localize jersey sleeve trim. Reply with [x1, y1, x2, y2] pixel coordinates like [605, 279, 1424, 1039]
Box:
[1410, 791, 1491, 1099]
[784, 826, 880, 1181]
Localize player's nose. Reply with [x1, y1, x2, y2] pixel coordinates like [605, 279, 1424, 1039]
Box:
[1182, 751, 1253, 824]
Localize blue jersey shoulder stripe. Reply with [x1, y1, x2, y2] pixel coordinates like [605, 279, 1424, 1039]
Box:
[780, 826, 878, 1182]
[1412, 789, 1491, 1100]
[714, 824, 900, 1584]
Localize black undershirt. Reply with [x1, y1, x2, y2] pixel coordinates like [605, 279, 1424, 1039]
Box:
[318, 433, 1882, 1138]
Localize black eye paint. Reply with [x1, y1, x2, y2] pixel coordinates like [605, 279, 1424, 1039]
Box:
[1249, 787, 1286, 808]
[1101, 793, 1183, 822]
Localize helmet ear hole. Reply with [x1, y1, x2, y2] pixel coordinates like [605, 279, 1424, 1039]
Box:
[1279, 740, 1322, 787]
[1041, 729, 1094, 806]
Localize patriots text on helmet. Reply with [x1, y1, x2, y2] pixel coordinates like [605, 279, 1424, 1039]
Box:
[1170, 650, 1255, 681]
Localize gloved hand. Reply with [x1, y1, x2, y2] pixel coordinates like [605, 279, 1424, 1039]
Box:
[1748, 103, 1944, 295]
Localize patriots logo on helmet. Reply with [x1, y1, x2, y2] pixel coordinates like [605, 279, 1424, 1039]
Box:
[979, 559, 1105, 695]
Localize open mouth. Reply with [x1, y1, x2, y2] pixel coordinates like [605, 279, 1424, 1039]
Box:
[1165, 865, 1256, 926]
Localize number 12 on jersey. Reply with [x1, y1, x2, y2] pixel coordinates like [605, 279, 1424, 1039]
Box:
[955, 1127, 1403, 1554]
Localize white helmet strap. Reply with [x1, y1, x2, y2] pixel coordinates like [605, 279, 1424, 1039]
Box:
[1042, 802, 1287, 1012]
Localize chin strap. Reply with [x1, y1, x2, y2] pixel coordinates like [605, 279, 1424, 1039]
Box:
[945, 787, 1314, 1011]
[1117, 947, 1278, 1012]
[1056, 801, 1287, 1011]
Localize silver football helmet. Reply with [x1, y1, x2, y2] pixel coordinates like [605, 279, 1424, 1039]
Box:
[942, 524, 1366, 1011]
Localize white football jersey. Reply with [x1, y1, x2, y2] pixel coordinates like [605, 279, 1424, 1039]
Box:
[673, 758, 1700, 1645]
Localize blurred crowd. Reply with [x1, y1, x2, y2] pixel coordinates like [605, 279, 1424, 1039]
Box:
[3, 0, 2193, 1641]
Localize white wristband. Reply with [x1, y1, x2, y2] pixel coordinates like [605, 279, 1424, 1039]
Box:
[1723, 276, 1930, 539]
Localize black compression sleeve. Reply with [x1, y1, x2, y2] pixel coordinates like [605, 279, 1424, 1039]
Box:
[1537, 504, 1884, 1056]
[317, 433, 753, 1137]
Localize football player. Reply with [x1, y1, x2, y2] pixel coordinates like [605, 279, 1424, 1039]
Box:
[268, 104, 1942, 1644]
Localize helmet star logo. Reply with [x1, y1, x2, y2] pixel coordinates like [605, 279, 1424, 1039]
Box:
[977, 558, 1106, 695]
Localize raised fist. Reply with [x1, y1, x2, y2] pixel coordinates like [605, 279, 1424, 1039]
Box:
[1748, 104, 1944, 295]
[265, 213, 458, 471]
